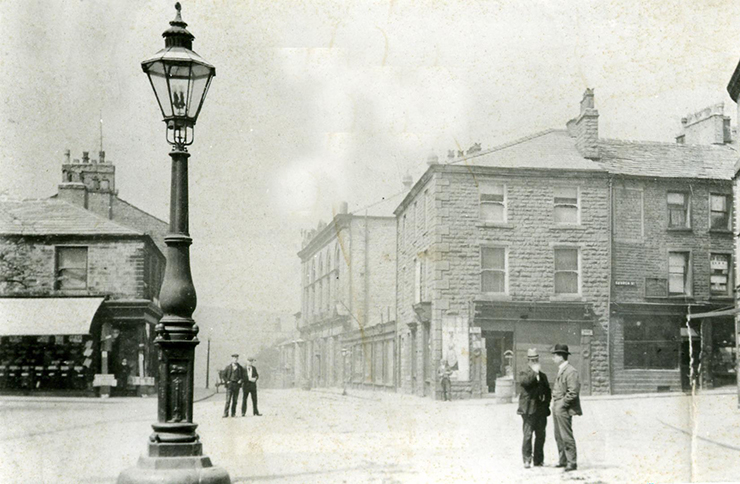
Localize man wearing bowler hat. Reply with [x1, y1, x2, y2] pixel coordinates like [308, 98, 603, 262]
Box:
[222, 353, 243, 418]
[550, 344, 582, 472]
[517, 348, 551, 468]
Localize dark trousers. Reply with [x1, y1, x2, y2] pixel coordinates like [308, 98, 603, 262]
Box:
[552, 400, 577, 466]
[223, 382, 240, 416]
[441, 378, 451, 401]
[521, 414, 547, 465]
[241, 384, 258, 415]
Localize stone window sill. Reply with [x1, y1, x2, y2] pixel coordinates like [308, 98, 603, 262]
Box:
[477, 222, 513, 229]
[549, 294, 583, 302]
[550, 224, 585, 230]
[476, 293, 512, 302]
[666, 227, 692, 233]
[709, 229, 732, 235]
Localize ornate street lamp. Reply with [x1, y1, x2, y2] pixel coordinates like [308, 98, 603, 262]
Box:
[118, 4, 228, 483]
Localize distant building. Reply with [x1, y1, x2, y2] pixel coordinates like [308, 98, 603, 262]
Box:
[0, 150, 167, 396]
[288, 196, 401, 391]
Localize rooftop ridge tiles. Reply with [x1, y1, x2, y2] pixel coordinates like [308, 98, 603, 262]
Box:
[600, 137, 737, 150]
[446, 128, 563, 165]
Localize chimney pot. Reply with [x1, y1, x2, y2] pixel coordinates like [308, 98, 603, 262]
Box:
[339, 201, 348, 214]
[82, 151, 89, 163]
[426, 151, 439, 166]
[402, 174, 413, 190]
[99, 151, 106, 163]
[64, 149, 71, 164]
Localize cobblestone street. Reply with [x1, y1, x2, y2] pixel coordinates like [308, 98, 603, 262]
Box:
[1, 388, 739, 483]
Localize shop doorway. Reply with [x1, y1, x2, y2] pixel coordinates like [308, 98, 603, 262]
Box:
[483, 331, 513, 393]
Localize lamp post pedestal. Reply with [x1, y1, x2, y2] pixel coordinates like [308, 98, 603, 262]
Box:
[117, 150, 230, 484]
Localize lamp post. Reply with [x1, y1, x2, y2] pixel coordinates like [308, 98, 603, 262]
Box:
[118, 4, 229, 483]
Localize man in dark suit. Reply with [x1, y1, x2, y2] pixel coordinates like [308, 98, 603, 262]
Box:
[550, 344, 582, 472]
[222, 354, 243, 418]
[517, 348, 551, 468]
[241, 357, 262, 416]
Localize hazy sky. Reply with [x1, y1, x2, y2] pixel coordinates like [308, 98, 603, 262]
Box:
[2, 0, 740, 316]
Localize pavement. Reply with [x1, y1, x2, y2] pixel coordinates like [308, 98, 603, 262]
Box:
[1, 387, 739, 483]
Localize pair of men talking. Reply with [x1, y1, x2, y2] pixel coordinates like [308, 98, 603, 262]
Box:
[222, 353, 261, 418]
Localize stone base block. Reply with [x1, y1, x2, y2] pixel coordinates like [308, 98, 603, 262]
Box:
[117, 454, 230, 484]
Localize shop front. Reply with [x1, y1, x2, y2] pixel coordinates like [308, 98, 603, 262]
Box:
[0, 297, 159, 396]
[474, 300, 594, 396]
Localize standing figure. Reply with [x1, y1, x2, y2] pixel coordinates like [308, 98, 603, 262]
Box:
[517, 348, 551, 468]
[550, 344, 582, 472]
[222, 354, 243, 418]
[242, 357, 262, 416]
[438, 360, 452, 401]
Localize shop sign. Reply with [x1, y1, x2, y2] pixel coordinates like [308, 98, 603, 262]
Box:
[54, 335, 65, 345]
[69, 335, 83, 343]
[93, 374, 118, 387]
[581, 329, 594, 336]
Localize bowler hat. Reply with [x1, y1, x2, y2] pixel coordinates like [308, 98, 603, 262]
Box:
[247, 357, 255, 362]
[231, 353, 239, 358]
[551, 344, 570, 355]
[526, 348, 539, 359]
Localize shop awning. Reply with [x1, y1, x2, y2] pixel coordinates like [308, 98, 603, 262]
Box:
[0, 297, 105, 336]
[687, 307, 740, 320]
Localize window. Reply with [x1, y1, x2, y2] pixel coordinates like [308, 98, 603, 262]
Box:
[414, 201, 420, 235]
[623, 317, 679, 369]
[56, 247, 87, 290]
[667, 192, 689, 228]
[554, 187, 579, 224]
[480, 182, 506, 223]
[414, 258, 424, 303]
[554, 248, 579, 294]
[481, 247, 506, 293]
[710, 253, 731, 296]
[401, 215, 407, 247]
[668, 252, 690, 296]
[421, 189, 429, 233]
[710, 194, 731, 231]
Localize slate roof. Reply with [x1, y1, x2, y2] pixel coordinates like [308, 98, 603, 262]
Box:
[0, 199, 142, 236]
[598, 139, 737, 180]
[450, 129, 605, 172]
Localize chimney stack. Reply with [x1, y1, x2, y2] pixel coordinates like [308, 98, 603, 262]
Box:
[402, 173, 413, 191]
[675, 103, 731, 145]
[82, 151, 90, 163]
[567, 88, 600, 160]
[339, 201, 348, 214]
[426, 151, 439, 166]
[99, 150, 106, 163]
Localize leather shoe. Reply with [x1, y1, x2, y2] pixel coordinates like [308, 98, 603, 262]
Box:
[523, 462, 531, 469]
[564, 464, 577, 472]
[222, 415, 228, 418]
[555, 463, 567, 468]
[254, 413, 262, 416]
[533, 463, 543, 467]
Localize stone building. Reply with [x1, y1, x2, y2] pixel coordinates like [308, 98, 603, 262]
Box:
[292, 196, 401, 391]
[0, 150, 167, 396]
[395, 101, 612, 399]
[602, 104, 736, 393]
[395, 90, 737, 399]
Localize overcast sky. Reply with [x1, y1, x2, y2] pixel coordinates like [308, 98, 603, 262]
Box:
[2, 0, 740, 317]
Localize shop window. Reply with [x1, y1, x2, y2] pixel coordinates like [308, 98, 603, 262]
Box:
[623, 317, 679, 369]
[554, 187, 579, 224]
[667, 192, 690, 229]
[554, 248, 579, 294]
[480, 182, 506, 223]
[481, 247, 506, 293]
[710, 253, 731, 297]
[710, 194, 731, 231]
[668, 252, 690, 296]
[55, 247, 88, 290]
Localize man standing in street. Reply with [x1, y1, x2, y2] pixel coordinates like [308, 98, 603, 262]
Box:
[438, 359, 452, 401]
[222, 354, 243, 418]
[242, 357, 262, 417]
[517, 348, 551, 468]
[551, 344, 582, 472]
